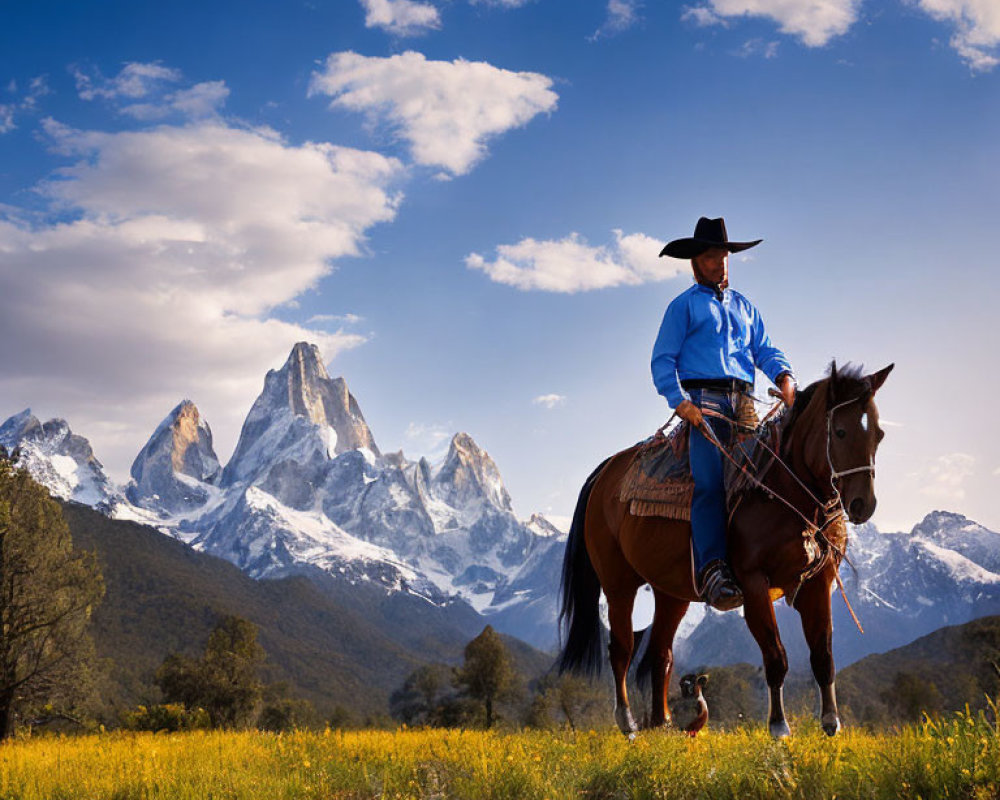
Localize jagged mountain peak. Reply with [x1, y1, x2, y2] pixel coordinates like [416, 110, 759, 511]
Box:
[127, 400, 220, 516]
[434, 432, 512, 512]
[0, 408, 38, 441]
[222, 342, 380, 487]
[912, 510, 975, 537]
[0, 409, 119, 510]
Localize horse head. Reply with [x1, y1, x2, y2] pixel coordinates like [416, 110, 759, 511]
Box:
[824, 361, 894, 523]
[782, 361, 893, 524]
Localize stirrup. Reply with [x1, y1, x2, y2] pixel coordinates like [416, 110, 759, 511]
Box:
[699, 560, 743, 611]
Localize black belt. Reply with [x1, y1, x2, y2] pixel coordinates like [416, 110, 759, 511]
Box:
[681, 378, 752, 393]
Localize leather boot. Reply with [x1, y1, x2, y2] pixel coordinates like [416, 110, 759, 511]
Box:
[699, 560, 743, 611]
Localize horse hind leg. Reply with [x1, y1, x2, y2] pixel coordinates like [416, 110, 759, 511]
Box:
[606, 589, 642, 736]
[636, 590, 689, 728]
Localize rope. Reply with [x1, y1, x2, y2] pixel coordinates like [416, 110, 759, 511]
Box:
[692, 405, 865, 633]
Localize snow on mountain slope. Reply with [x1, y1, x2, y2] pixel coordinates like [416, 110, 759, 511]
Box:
[127, 400, 221, 516]
[0, 409, 123, 511]
[9, 340, 1000, 659]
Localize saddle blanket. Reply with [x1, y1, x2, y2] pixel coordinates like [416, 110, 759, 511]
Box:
[618, 414, 779, 521]
[618, 422, 694, 519]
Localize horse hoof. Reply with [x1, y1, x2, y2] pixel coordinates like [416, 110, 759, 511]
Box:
[821, 714, 841, 737]
[614, 705, 638, 736]
[769, 720, 791, 739]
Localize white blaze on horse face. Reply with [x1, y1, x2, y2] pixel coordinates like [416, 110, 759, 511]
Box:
[860, 412, 868, 432]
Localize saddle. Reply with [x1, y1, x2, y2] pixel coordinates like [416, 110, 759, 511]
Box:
[618, 422, 694, 519]
[618, 396, 769, 521]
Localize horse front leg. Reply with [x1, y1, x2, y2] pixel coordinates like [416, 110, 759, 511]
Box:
[741, 573, 790, 738]
[794, 573, 841, 736]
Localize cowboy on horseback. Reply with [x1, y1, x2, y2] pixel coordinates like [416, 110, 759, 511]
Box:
[652, 217, 796, 611]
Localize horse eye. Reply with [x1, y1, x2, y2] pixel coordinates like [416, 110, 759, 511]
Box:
[836, 429, 846, 439]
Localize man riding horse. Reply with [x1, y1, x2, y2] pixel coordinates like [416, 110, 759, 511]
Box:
[558, 218, 892, 736]
[652, 216, 797, 611]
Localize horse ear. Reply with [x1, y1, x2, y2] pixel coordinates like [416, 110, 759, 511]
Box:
[868, 363, 894, 395]
[828, 360, 839, 402]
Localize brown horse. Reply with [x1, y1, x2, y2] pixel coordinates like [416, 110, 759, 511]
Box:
[557, 361, 893, 738]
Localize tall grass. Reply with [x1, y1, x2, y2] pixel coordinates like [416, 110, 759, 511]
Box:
[1, 702, 998, 799]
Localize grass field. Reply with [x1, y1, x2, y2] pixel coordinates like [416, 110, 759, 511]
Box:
[1, 706, 998, 800]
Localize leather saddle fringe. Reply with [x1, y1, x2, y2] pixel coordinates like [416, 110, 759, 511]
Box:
[619, 423, 694, 520]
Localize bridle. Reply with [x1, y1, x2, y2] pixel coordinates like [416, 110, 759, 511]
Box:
[825, 394, 876, 487]
[694, 387, 877, 631]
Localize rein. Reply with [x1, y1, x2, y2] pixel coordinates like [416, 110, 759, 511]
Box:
[695, 391, 871, 633]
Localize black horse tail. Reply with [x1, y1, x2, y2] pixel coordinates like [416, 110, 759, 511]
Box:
[557, 456, 613, 678]
[633, 625, 654, 693]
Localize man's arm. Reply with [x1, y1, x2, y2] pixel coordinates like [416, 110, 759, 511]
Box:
[652, 297, 705, 425]
[749, 303, 796, 405]
[651, 296, 691, 409]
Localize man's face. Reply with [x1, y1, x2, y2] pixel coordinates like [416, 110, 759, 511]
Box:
[693, 248, 729, 285]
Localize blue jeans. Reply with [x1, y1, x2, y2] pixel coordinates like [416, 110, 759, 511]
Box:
[687, 389, 736, 574]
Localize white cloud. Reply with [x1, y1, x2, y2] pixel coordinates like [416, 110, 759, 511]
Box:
[684, 0, 860, 47]
[681, 5, 727, 26]
[74, 62, 228, 120]
[359, 0, 441, 36]
[122, 81, 230, 121]
[0, 119, 403, 479]
[404, 421, 453, 459]
[73, 61, 182, 101]
[913, 0, 1000, 72]
[308, 313, 364, 325]
[0, 74, 50, 133]
[913, 453, 976, 503]
[737, 37, 780, 57]
[309, 51, 558, 176]
[533, 394, 567, 409]
[466, 229, 679, 293]
[591, 0, 643, 39]
[469, 0, 532, 6]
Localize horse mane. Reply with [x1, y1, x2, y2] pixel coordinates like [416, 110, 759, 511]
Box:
[782, 361, 869, 431]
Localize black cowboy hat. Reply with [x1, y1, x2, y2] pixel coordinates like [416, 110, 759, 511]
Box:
[660, 217, 762, 259]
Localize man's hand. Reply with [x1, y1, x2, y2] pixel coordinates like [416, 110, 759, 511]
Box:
[777, 372, 796, 407]
[675, 399, 704, 427]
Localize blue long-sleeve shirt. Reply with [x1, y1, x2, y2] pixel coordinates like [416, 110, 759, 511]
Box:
[651, 284, 793, 408]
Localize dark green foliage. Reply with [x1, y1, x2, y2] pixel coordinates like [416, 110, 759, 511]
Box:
[0, 456, 104, 738]
[120, 703, 210, 732]
[837, 615, 1000, 727]
[390, 663, 454, 725]
[157, 615, 265, 729]
[58, 502, 555, 726]
[526, 673, 607, 730]
[257, 683, 319, 732]
[880, 671, 945, 723]
[454, 625, 515, 728]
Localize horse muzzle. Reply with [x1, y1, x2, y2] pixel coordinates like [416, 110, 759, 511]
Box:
[847, 495, 875, 524]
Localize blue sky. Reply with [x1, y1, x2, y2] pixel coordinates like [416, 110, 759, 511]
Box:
[1, 0, 998, 533]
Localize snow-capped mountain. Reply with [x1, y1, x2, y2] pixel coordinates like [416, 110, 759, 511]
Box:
[9, 341, 998, 664]
[127, 400, 221, 516]
[0, 342, 564, 649]
[0, 409, 123, 512]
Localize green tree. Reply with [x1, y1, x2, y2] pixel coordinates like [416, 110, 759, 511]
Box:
[391, 663, 452, 725]
[0, 452, 104, 739]
[881, 671, 944, 723]
[454, 625, 513, 729]
[157, 615, 264, 729]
